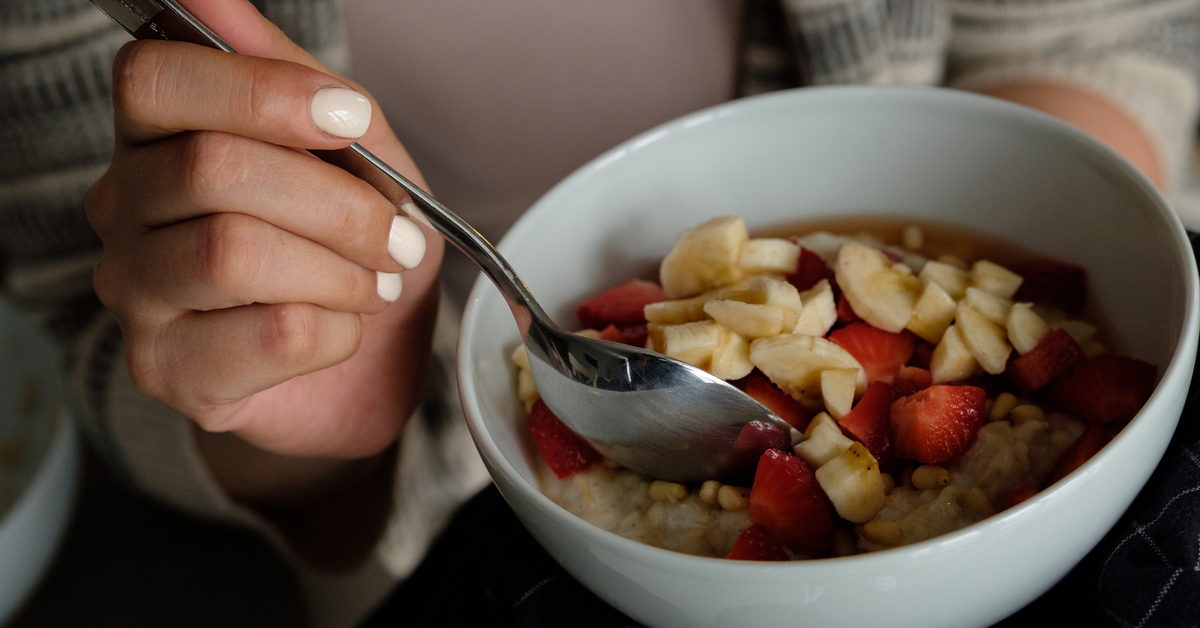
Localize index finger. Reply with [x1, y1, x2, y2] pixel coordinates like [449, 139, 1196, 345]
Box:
[112, 40, 371, 148]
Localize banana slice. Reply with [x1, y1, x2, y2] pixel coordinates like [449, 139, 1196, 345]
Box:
[710, 327, 755, 380]
[739, 238, 800, 275]
[659, 216, 748, 298]
[970, 260, 1023, 299]
[918, 260, 970, 300]
[835, 242, 921, 333]
[703, 300, 785, 339]
[956, 302, 1012, 375]
[931, 323, 979, 382]
[963, 287, 1012, 326]
[815, 442, 887, 523]
[793, 279, 838, 336]
[750, 334, 867, 409]
[907, 281, 957, 343]
[1006, 302, 1050, 355]
[821, 368, 859, 420]
[654, 320, 722, 368]
[794, 412, 855, 468]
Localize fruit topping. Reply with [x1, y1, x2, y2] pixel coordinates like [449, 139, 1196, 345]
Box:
[726, 524, 789, 561]
[1047, 423, 1113, 484]
[838, 381, 899, 464]
[787, 247, 837, 293]
[1010, 258, 1088, 313]
[890, 385, 986, 464]
[737, 371, 810, 430]
[577, 279, 666, 330]
[1004, 328, 1086, 394]
[834, 242, 921, 333]
[749, 449, 835, 557]
[828, 322, 918, 385]
[814, 442, 887, 523]
[660, 216, 748, 298]
[1045, 355, 1157, 424]
[527, 399, 603, 479]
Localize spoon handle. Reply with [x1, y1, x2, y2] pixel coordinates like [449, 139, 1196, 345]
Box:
[89, 0, 548, 334]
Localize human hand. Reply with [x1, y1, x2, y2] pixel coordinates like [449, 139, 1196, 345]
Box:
[87, 0, 442, 473]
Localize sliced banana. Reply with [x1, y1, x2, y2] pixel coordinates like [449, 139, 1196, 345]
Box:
[750, 334, 867, 409]
[659, 216, 748, 298]
[835, 242, 921, 333]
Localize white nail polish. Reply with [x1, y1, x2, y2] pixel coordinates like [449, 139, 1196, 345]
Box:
[388, 215, 427, 269]
[377, 272, 402, 302]
[311, 88, 371, 139]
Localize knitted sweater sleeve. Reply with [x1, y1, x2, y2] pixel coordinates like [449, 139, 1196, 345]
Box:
[1, 2, 490, 625]
[945, 0, 1200, 198]
[778, 0, 1199, 201]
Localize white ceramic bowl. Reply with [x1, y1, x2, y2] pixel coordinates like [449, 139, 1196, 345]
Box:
[0, 302, 80, 624]
[459, 86, 1199, 628]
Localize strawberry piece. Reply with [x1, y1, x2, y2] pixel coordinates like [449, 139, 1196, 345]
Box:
[908, 341, 935, 370]
[737, 371, 810, 430]
[1002, 483, 1037, 510]
[890, 385, 986, 464]
[1047, 424, 1113, 485]
[1005, 328, 1085, 394]
[839, 381, 899, 465]
[836, 293, 861, 324]
[619, 323, 649, 348]
[786, 247, 835, 292]
[527, 399, 603, 479]
[576, 279, 666, 330]
[1045, 355, 1157, 424]
[731, 420, 791, 473]
[749, 449, 834, 557]
[1010, 258, 1088, 312]
[598, 324, 624, 344]
[598, 323, 649, 348]
[726, 524, 789, 561]
[893, 366, 933, 398]
[829, 322, 918, 385]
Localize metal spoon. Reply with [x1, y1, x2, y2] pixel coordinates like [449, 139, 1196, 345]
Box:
[90, 0, 794, 483]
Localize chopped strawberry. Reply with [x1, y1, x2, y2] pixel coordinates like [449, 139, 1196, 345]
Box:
[749, 449, 834, 557]
[731, 420, 791, 473]
[1046, 424, 1113, 485]
[908, 342, 935, 370]
[726, 524, 789, 561]
[836, 293, 861, 324]
[829, 322, 918, 385]
[839, 381, 899, 464]
[1005, 328, 1086, 394]
[527, 399, 603, 479]
[786, 247, 835, 292]
[576, 279, 666, 330]
[893, 366, 933, 398]
[1045, 355, 1157, 424]
[598, 324, 624, 344]
[1002, 483, 1037, 510]
[737, 371, 810, 430]
[890, 385, 986, 464]
[1010, 258, 1087, 312]
[598, 323, 649, 348]
[619, 323, 649, 348]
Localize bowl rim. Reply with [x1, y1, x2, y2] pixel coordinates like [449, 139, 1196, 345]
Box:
[458, 84, 1200, 571]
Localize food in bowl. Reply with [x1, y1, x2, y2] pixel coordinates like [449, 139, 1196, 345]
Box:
[511, 215, 1157, 560]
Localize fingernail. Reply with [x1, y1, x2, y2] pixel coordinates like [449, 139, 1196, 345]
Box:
[311, 88, 371, 139]
[388, 215, 426, 269]
[377, 272, 402, 302]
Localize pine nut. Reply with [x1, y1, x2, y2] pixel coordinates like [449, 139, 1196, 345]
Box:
[989, 392, 1019, 422]
[861, 520, 904, 546]
[699, 480, 722, 505]
[961, 487, 994, 518]
[718, 485, 750, 511]
[911, 465, 951, 490]
[1010, 404, 1045, 425]
[648, 480, 688, 502]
